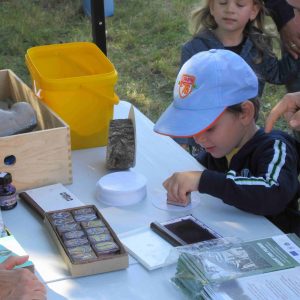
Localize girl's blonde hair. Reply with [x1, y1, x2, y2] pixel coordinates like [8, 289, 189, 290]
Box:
[190, 0, 274, 63]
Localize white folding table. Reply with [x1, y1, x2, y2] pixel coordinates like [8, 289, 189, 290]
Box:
[2, 101, 282, 299]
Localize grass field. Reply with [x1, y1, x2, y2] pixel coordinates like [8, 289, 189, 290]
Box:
[0, 0, 288, 129]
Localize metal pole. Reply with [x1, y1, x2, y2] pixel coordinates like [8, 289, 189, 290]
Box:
[91, 0, 107, 55]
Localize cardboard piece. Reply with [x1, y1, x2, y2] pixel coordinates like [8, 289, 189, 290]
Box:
[19, 183, 84, 217]
[128, 105, 137, 167]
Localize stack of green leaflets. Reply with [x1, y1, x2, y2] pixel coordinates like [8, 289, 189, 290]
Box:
[172, 234, 300, 299]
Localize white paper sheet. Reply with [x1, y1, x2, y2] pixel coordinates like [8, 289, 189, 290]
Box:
[23, 183, 84, 213]
[120, 227, 176, 270]
[209, 266, 300, 300]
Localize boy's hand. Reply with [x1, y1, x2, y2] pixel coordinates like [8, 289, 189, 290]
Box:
[163, 171, 202, 204]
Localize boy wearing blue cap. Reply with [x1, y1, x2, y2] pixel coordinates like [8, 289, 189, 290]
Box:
[154, 49, 300, 233]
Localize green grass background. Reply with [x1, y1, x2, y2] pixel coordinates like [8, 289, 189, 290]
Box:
[0, 0, 288, 129]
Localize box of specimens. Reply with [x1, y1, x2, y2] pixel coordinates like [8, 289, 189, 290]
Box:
[44, 205, 128, 276]
[0, 69, 72, 191]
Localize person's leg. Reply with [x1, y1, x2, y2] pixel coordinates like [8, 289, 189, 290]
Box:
[286, 73, 300, 92]
[283, 47, 300, 92]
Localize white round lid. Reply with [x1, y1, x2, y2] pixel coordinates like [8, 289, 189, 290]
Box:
[96, 171, 147, 206]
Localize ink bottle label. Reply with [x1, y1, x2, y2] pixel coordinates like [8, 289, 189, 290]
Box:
[0, 172, 17, 210]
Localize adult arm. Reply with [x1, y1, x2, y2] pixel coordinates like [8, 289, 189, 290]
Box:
[264, 0, 300, 59]
[264, 0, 294, 30]
[265, 92, 300, 132]
[261, 51, 300, 84]
[279, 18, 300, 59]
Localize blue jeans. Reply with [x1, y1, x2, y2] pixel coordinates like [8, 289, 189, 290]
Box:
[286, 72, 300, 92]
[283, 47, 300, 92]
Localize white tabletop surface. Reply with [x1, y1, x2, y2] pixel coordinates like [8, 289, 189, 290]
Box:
[2, 101, 282, 299]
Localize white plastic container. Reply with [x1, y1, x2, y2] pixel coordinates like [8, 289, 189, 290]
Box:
[96, 171, 147, 206]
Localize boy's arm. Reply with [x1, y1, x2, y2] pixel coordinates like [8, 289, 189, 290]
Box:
[198, 139, 299, 216]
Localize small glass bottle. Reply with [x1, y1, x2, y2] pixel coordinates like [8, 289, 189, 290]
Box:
[0, 172, 17, 210]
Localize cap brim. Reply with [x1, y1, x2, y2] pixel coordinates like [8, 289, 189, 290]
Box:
[154, 104, 226, 137]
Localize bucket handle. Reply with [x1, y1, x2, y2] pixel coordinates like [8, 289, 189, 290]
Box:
[80, 85, 119, 105]
[32, 81, 119, 105]
[33, 80, 43, 99]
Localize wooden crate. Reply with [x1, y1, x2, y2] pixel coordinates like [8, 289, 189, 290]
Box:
[0, 69, 72, 191]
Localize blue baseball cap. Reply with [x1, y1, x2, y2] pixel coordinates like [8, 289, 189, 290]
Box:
[154, 49, 258, 137]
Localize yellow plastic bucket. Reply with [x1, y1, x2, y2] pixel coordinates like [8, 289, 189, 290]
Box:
[25, 42, 119, 149]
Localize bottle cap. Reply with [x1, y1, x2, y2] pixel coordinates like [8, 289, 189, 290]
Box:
[0, 172, 12, 185]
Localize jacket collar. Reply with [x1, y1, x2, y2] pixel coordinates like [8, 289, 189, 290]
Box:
[195, 29, 253, 57]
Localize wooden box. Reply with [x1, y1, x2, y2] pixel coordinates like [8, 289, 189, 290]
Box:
[0, 69, 72, 191]
[44, 205, 129, 276]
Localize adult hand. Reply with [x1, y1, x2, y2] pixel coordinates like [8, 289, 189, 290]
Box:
[163, 171, 202, 204]
[0, 255, 29, 270]
[280, 18, 300, 59]
[0, 256, 47, 300]
[265, 92, 300, 132]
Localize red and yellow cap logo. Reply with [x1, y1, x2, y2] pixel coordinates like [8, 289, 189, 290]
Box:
[178, 74, 196, 99]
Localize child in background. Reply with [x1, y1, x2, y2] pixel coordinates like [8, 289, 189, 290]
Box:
[154, 49, 300, 234]
[175, 0, 300, 151]
[182, 0, 299, 95]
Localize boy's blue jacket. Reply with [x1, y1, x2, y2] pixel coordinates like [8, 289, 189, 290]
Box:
[197, 128, 300, 233]
[181, 29, 300, 96]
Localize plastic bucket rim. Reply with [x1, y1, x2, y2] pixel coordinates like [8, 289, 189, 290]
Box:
[26, 41, 102, 54]
[25, 55, 118, 89]
[26, 41, 116, 83]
